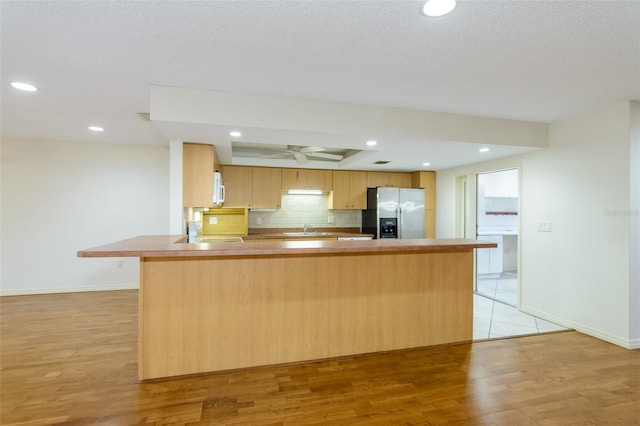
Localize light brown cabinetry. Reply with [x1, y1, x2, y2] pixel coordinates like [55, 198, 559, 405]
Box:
[366, 172, 412, 188]
[183, 143, 220, 207]
[411, 171, 436, 238]
[221, 166, 253, 208]
[328, 171, 367, 210]
[252, 167, 282, 208]
[281, 168, 332, 191]
[222, 166, 281, 209]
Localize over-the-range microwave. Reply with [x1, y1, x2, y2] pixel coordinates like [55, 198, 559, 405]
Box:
[212, 171, 225, 206]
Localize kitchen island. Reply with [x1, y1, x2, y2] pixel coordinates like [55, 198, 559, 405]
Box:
[78, 236, 495, 381]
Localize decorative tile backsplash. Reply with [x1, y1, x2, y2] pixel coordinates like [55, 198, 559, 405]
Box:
[248, 194, 361, 229]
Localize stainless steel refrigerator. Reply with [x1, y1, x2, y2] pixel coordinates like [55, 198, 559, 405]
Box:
[362, 187, 425, 239]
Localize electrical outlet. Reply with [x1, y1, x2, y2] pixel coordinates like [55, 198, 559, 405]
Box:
[328, 216, 335, 224]
[117, 259, 124, 268]
[257, 216, 262, 225]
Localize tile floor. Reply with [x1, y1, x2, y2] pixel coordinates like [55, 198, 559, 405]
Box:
[476, 271, 518, 306]
[473, 272, 569, 340]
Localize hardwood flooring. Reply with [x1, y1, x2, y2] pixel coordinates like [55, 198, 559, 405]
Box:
[1, 290, 639, 425]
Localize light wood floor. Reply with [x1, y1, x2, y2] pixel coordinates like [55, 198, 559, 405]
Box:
[1, 290, 639, 425]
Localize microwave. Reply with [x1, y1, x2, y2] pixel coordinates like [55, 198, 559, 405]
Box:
[212, 172, 225, 206]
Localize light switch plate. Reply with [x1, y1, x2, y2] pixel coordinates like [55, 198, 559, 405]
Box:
[538, 222, 551, 232]
[209, 216, 218, 225]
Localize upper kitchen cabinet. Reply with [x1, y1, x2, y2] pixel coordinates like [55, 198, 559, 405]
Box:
[222, 166, 253, 208]
[183, 143, 220, 207]
[411, 171, 436, 238]
[366, 172, 412, 188]
[222, 166, 281, 209]
[281, 168, 333, 191]
[252, 167, 282, 209]
[328, 171, 367, 210]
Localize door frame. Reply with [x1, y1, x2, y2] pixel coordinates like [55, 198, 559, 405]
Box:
[473, 167, 521, 308]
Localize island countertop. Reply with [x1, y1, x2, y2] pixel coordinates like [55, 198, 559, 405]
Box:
[77, 235, 497, 258]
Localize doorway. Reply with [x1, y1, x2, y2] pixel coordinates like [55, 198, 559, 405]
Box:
[475, 169, 519, 306]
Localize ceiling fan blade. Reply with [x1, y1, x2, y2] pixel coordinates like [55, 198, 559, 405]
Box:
[306, 152, 344, 160]
[299, 146, 326, 153]
[292, 151, 309, 164]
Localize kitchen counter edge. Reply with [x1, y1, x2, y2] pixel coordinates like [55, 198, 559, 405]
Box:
[77, 235, 497, 258]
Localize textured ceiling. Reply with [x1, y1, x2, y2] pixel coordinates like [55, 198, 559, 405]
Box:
[1, 1, 639, 170]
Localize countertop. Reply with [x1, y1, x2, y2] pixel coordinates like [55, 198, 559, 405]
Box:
[242, 232, 373, 241]
[77, 235, 497, 258]
[202, 231, 374, 241]
[476, 226, 519, 236]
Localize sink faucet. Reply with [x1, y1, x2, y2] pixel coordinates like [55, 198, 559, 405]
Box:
[303, 224, 314, 234]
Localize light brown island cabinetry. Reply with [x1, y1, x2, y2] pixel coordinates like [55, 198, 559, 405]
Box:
[328, 170, 367, 210]
[367, 171, 412, 188]
[78, 236, 496, 381]
[222, 166, 282, 209]
[281, 168, 333, 191]
[182, 143, 221, 207]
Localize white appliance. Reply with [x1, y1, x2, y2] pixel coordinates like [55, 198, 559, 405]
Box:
[212, 172, 225, 206]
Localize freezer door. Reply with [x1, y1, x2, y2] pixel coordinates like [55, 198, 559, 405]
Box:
[377, 187, 399, 218]
[398, 188, 426, 238]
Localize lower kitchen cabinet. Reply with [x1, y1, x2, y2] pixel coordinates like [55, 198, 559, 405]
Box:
[476, 235, 503, 274]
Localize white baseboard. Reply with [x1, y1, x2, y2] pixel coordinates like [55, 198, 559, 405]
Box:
[521, 305, 638, 350]
[0, 283, 139, 296]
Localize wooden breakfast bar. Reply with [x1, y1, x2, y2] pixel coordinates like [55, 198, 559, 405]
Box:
[78, 236, 495, 381]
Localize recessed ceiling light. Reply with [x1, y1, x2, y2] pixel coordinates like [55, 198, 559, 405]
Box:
[422, 162, 431, 167]
[11, 82, 37, 92]
[366, 140, 377, 146]
[230, 131, 242, 138]
[479, 147, 490, 153]
[88, 126, 104, 132]
[422, 0, 456, 17]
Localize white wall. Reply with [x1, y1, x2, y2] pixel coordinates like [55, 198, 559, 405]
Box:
[1, 139, 169, 295]
[436, 100, 638, 348]
[628, 101, 640, 346]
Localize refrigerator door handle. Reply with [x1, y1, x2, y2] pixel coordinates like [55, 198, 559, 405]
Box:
[397, 206, 402, 239]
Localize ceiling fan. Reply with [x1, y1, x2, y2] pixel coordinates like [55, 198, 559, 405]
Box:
[264, 145, 344, 164]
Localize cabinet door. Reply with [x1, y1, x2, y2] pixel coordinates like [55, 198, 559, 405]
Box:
[183, 143, 213, 207]
[330, 171, 351, 209]
[388, 173, 412, 188]
[252, 168, 281, 209]
[477, 236, 503, 274]
[281, 169, 305, 190]
[306, 169, 333, 191]
[222, 166, 253, 208]
[366, 172, 388, 188]
[350, 171, 367, 209]
[411, 171, 436, 238]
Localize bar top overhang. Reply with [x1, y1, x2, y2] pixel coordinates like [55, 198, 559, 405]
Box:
[77, 235, 497, 258]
